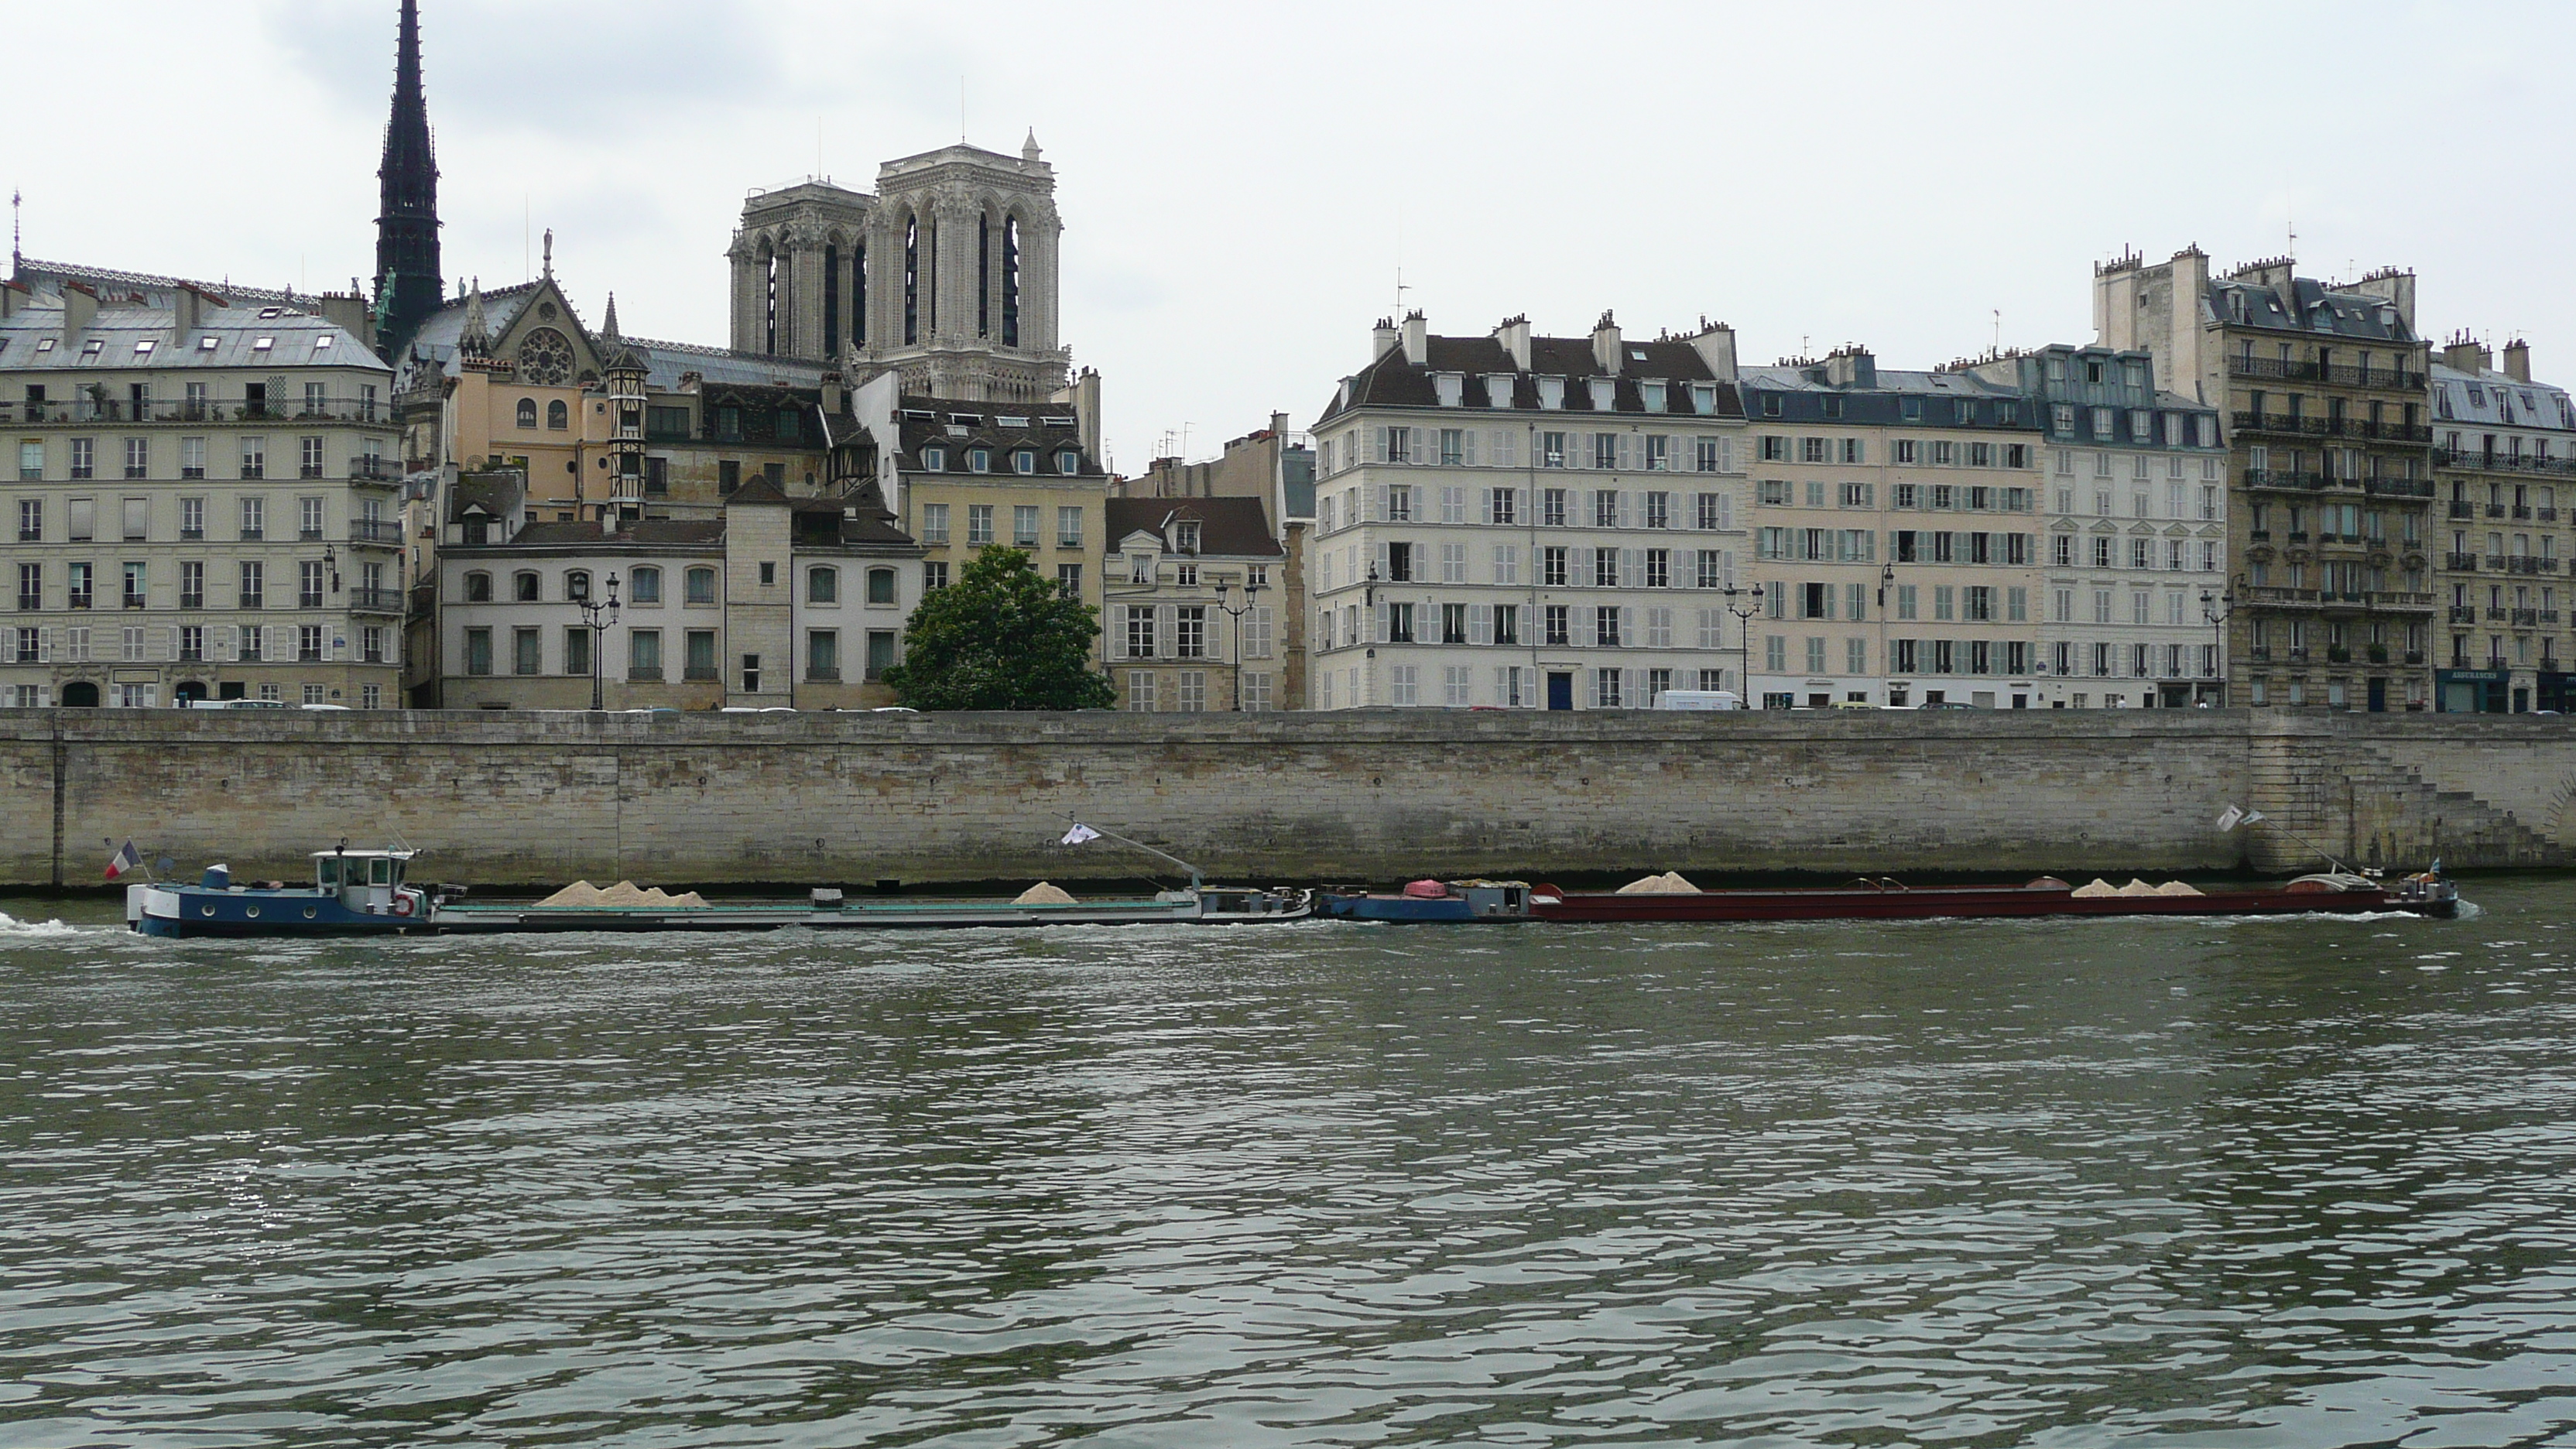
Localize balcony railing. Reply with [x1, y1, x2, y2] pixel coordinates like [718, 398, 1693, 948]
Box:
[2432, 448, 2576, 476]
[2244, 468, 2325, 491]
[2445, 553, 2481, 570]
[348, 457, 402, 483]
[2226, 355, 2425, 390]
[2232, 411, 2435, 442]
[2449, 607, 2479, 623]
[348, 519, 402, 543]
[2363, 477, 2437, 498]
[0, 399, 389, 426]
[2513, 608, 2540, 627]
[348, 587, 403, 615]
[2448, 501, 2478, 519]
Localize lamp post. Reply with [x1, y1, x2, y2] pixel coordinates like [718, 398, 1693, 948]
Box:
[1213, 574, 1266, 711]
[1722, 582, 1765, 704]
[2200, 581, 2237, 707]
[576, 573, 622, 711]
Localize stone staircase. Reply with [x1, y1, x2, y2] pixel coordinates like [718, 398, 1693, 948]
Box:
[2247, 728, 2564, 872]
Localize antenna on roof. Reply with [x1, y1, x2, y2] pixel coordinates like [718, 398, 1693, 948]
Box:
[1992, 309, 2000, 353]
[9, 188, 19, 277]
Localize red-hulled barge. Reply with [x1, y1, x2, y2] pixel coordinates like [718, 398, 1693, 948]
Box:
[1525, 872, 2457, 923]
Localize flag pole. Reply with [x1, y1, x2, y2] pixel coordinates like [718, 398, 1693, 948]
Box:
[2221, 805, 2358, 877]
[1062, 817, 1204, 888]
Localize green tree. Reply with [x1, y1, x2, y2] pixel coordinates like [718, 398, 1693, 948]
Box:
[883, 546, 1115, 710]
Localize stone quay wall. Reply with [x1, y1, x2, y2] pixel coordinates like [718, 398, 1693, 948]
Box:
[2, 709, 2571, 890]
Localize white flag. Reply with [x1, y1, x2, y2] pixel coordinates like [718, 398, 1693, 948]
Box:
[2215, 805, 2244, 832]
[2242, 810, 2266, 826]
[1060, 824, 1101, 846]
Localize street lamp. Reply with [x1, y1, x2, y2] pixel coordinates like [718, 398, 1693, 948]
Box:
[2201, 581, 2237, 707]
[1721, 582, 1766, 703]
[577, 572, 622, 711]
[1213, 573, 1266, 711]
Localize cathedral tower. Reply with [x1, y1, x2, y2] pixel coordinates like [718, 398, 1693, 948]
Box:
[727, 136, 1067, 402]
[372, 0, 442, 359]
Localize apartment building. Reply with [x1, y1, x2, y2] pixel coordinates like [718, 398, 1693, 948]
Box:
[1736, 349, 2043, 708]
[430, 468, 921, 709]
[2427, 338, 2576, 712]
[1307, 310, 1750, 711]
[1103, 495, 1289, 711]
[1968, 344, 2230, 706]
[0, 275, 402, 707]
[2100, 248, 2437, 711]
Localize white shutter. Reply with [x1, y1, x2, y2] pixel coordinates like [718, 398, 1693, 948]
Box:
[1370, 485, 1387, 522]
[1618, 434, 1633, 471]
[1718, 492, 1734, 531]
[1156, 605, 1176, 659]
[1621, 607, 1635, 648]
[1373, 601, 1388, 644]
[1372, 541, 1389, 582]
[1622, 548, 1640, 586]
[37, 628, 53, 663]
[1470, 603, 1491, 645]
[1494, 430, 1516, 468]
[157, 626, 175, 661]
[1719, 437, 1735, 474]
[1461, 430, 1477, 467]
[1375, 426, 1391, 464]
[1616, 492, 1632, 529]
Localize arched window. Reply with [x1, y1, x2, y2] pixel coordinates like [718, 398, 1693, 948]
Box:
[976, 214, 992, 340]
[516, 398, 537, 428]
[464, 570, 493, 602]
[1002, 215, 1021, 348]
[629, 567, 661, 604]
[565, 570, 591, 601]
[968, 447, 992, 474]
[807, 566, 838, 604]
[1057, 450, 1081, 475]
[903, 216, 920, 344]
[546, 399, 569, 430]
[1012, 449, 1036, 474]
[823, 239, 841, 358]
[684, 567, 716, 605]
[866, 567, 897, 605]
[513, 571, 540, 602]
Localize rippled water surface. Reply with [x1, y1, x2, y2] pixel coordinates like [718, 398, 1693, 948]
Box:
[5, 879, 2576, 1446]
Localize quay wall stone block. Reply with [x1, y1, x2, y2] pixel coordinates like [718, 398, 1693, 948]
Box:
[0, 708, 2570, 889]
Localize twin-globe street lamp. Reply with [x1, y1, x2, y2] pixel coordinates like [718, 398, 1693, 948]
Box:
[575, 573, 622, 711]
[1212, 573, 1267, 711]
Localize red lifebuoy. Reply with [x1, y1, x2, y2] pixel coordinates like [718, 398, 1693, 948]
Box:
[392, 893, 416, 916]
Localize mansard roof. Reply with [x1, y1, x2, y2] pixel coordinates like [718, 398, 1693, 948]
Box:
[2206, 273, 2417, 342]
[893, 396, 1102, 474]
[0, 288, 383, 375]
[1104, 496, 1283, 559]
[1320, 328, 1743, 426]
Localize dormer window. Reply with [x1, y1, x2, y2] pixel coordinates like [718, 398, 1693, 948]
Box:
[920, 447, 946, 471]
[1433, 373, 1464, 407]
[1536, 376, 1564, 409]
[1176, 521, 1201, 554]
[1690, 382, 1716, 415]
[968, 447, 992, 473]
[1483, 374, 1514, 409]
[1640, 380, 1667, 413]
[1012, 449, 1036, 474]
[1587, 379, 1615, 410]
[1056, 450, 1081, 474]
[1129, 553, 1153, 584]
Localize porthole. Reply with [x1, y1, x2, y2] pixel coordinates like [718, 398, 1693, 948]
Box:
[303, 906, 318, 920]
[245, 905, 261, 918]
[199, 904, 215, 916]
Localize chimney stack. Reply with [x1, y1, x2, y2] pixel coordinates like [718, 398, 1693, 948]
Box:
[60, 279, 98, 348]
[1371, 317, 1399, 361]
[2504, 339, 2533, 383]
[1591, 310, 1622, 374]
[1493, 314, 1532, 372]
[1400, 310, 1428, 367]
[1269, 410, 1288, 437]
[2443, 337, 2490, 375]
[0, 278, 25, 321]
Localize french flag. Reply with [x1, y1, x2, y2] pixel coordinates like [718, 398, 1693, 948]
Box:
[104, 841, 142, 881]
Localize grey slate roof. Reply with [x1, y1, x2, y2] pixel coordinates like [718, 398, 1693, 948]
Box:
[1320, 329, 1745, 425]
[896, 396, 1102, 474]
[1105, 496, 1283, 559]
[2431, 361, 2576, 433]
[2206, 275, 2417, 341]
[0, 292, 384, 374]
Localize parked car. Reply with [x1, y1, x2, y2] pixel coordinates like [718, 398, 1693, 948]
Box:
[1653, 690, 1741, 711]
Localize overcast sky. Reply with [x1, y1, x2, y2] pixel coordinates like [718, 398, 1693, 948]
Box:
[12, 2, 2573, 470]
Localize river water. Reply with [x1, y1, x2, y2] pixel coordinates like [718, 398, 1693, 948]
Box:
[3, 879, 2574, 1447]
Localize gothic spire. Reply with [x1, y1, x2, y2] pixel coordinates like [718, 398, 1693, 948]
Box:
[372, 0, 442, 361]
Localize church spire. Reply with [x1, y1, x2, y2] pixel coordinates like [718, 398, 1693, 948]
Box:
[372, 0, 441, 360]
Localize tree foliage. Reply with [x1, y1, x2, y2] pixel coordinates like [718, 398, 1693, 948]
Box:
[882, 546, 1115, 710]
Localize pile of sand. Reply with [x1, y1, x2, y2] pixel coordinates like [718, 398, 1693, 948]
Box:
[2072, 879, 2119, 898]
[1014, 882, 1077, 906]
[535, 879, 709, 909]
[2155, 880, 2204, 896]
[2115, 879, 2161, 896]
[1615, 872, 1702, 895]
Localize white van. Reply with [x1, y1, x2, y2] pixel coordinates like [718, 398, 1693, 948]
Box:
[1653, 690, 1741, 711]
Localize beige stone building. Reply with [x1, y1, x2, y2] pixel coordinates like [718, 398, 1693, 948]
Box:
[1737, 350, 2044, 707]
[1, 269, 402, 708]
[2427, 337, 2576, 712]
[1103, 496, 1290, 711]
[2098, 248, 2437, 711]
[1124, 416, 1315, 707]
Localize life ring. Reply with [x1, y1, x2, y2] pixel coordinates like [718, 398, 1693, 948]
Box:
[392, 893, 417, 916]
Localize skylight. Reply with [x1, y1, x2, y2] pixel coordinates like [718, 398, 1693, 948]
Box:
[198, 336, 218, 351]
[252, 336, 275, 351]
[133, 339, 156, 355]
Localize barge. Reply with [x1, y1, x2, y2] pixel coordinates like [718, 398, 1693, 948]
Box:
[128, 849, 1313, 938]
[1324, 870, 2458, 923]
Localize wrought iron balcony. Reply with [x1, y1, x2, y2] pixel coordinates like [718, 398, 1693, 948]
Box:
[348, 519, 402, 543]
[2363, 477, 2436, 498]
[2513, 608, 2540, 627]
[2450, 607, 2479, 623]
[2445, 553, 2480, 570]
[2448, 501, 2478, 519]
[2433, 448, 2576, 476]
[348, 587, 404, 615]
[2244, 468, 2325, 491]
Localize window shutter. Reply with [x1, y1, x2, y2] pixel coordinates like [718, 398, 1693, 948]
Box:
[1373, 601, 1388, 644]
[1372, 541, 1389, 581]
[1370, 485, 1387, 522]
[157, 626, 176, 662]
[1621, 606, 1635, 645]
[1718, 492, 1733, 531]
[1156, 605, 1175, 658]
[1375, 426, 1390, 464]
[1719, 437, 1735, 474]
[1618, 434, 1633, 471]
[1618, 492, 1633, 529]
[37, 629, 53, 663]
[1461, 430, 1477, 467]
[1469, 604, 1490, 645]
[1622, 547, 1640, 584]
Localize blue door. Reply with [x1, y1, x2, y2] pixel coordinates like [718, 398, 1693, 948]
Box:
[1547, 672, 1574, 711]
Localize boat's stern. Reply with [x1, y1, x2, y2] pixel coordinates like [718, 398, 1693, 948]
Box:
[129, 883, 189, 936]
